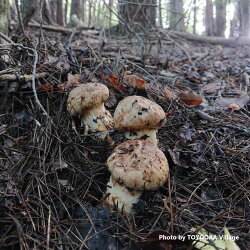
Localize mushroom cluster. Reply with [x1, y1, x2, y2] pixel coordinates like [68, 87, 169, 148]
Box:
[67, 83, 169, 214]
[103, 140, 169, 213]
[67, 83, 113, 141]
[114, 95, 166, 146]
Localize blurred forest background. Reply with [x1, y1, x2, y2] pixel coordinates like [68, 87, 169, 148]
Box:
[1, 0, 250, 38]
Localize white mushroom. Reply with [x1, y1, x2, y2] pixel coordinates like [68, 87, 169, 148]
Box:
[103, 140, 169, 213]
[67, 83, 114, 141]
[114, 96, 166, 146]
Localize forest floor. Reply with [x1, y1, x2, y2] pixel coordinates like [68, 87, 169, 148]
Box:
[0, 26, 249, 249]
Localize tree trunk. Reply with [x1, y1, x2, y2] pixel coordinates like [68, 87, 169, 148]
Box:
[56, 0, 64, 26]
[21, 0, 39, 26]
[239, 0, 250, 37]
[193, 0, 197, 34]
[88, 0, 92, 27]
[205, 0, 215, 36]
[65, 0, 68, 24]
[43, 0, 55, 25]
[109, 0, 113, 27]
[118, 0, 157, 30]
[0, 0, 9, 35]
[215, 0, 227, 37]
[158, 0, 163, 28]
[50, 0, 57, 22]
[168, 0, 185, 31]
[71, 0, 82, 22]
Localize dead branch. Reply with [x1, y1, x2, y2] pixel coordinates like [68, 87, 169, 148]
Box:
[28, 23, 99, 36]
[170, 31, 250, 45]
[0, 72, 47, 82]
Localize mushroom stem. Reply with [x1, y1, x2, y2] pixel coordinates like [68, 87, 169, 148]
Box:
[81, 103, 114, 142]
[125, 129, 158, 146]
[103, 177, 141, 214]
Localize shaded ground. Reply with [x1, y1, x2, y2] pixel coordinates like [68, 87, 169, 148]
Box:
[0, 27, 249, 249]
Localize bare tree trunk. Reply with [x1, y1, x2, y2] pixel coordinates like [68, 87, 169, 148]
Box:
[21, 0, 39, 26]
[158, 0, 163, 27]
[88, 0, 92, 27]
[0, 0, 9, 35]
[215, 0, 227, 37]
[65, 0, 68, 24]
[71, 0, 82, 22]
[97, 0, 101, 26]
[168, 0, 185, 31]
[109, 0, 113, 27]
[43, 0, 55, 25]
[239, 0, 250, 37]
[81, 0, 85, 22]
[118, 0, 157, 30]
[205, 0, 215, 36]
[193, 0, 197, 34]
[230, 2, 238, 37]
[56, 0, 64, 26]
[50, 0, 57, 22]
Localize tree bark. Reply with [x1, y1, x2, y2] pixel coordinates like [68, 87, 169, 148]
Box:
[158, 0, 163, 28]
[215, 0, 227, 37]
[71, 0, 82, 23]
[168, 0, 185, 31]
[21, 0, 39, 26]
[56, 0, 64, 26]
[118, 0, 157, 30]
[65, 0, 68, 24]
[205, 0, 215, 36]
[0, 0, 9, 35]
[193, 0, 197, 34]
[239, 0, 250, 37]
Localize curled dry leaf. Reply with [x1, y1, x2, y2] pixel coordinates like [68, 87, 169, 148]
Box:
[229, 103, 240, 111]
[123, 75, 147, 89]
[57, 73, 81, 90]
[179, 90, 202, 106]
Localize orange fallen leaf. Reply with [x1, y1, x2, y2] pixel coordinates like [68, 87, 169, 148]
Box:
[39, 83, 53, 91]
[100, 73, 127, 91]
[123, 75, 147, 89]
[229, 103, 240, 110]
[179, 90, 202, 105]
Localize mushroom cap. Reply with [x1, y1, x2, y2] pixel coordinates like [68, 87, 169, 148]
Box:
[67, 83, 109, 116]
[107, 140, 169, 191]
[114, 96, 166, 131]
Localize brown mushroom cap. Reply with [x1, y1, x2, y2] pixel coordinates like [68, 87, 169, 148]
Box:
[67, 83, 109, 116]
[107, 140, 169, 191]
[114, 96, 166, 131]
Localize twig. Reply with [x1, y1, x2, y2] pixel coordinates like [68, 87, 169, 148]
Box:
[0, 72, 47, 82]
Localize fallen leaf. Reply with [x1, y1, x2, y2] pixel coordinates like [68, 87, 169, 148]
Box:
[201, 82, 223, 94]
[229, 103, 240, 110]
[57, 73, 81, 90]
[213, 92, 250, 110]
[123, 75, 147, 89]
[179, 91, 202, 105]
[105, 74, 127, 91]
[39, 82, 53, 91]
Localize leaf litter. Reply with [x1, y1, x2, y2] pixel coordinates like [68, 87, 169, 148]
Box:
[0, 26, 249, 249]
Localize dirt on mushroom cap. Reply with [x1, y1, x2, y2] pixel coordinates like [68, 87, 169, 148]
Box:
[114, 96, 166, 131]
[107, 140, 169, 190]
[67, 83, 110, 116]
